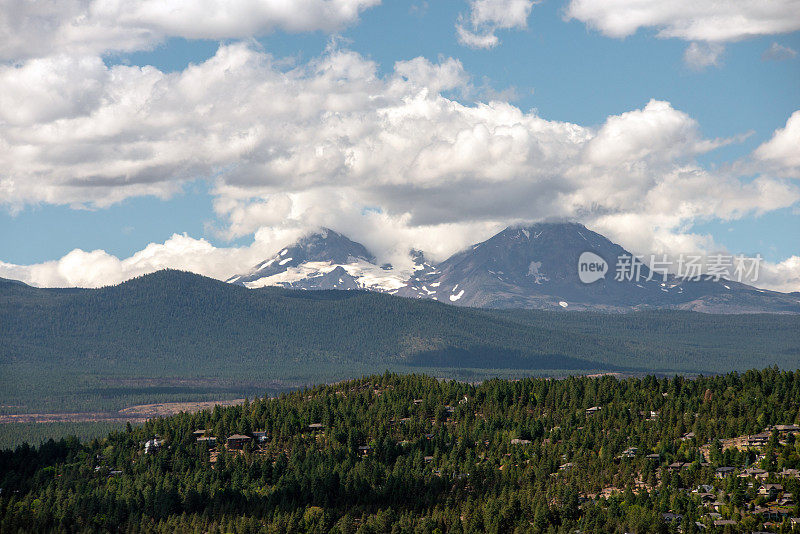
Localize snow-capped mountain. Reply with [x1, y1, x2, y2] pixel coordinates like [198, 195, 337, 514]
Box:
[400, 222, 664, 309]
[404, 222, 800, 312]
[227, 228, 410, 292]
[227, 223, 800, 313]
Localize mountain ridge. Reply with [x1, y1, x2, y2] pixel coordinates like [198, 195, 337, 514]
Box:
[228, 222, 800, 314]
[3, 268, 800, 413]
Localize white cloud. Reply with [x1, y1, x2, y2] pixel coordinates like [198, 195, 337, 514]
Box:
[0, 234, 260, 288]
[468, 0, 535, 28]
[213, 194, 295, 240]
[456, 26, 500, 49]
[759, 256, 800, 293]
[565, 0, 800, 42]
[0, 0, 380, 60]
[762, 42, 798, 61]
[754, 110, 800, 178]
[1, 44, 799, 291]
[0, 55, 109, 125]
[393, 56, 469, 94]
[683, 42, 724, 70]
[582, 100, 726, 167]
[456, 0, 536, 49]
[565, 0, 800, 68]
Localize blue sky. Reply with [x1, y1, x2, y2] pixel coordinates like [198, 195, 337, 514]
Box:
[0, 0, 798, 288]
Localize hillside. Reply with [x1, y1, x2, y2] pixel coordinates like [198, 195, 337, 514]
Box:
[1, 370, 799, 532]
[1, 270, 799, 413]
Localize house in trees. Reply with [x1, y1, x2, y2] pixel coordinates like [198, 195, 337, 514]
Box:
[661, 512, 682, 524]
[746, 432, 771, 447]
[226, 434, 252, 450]
[144, 438, 163, 454]
[779, 468, 800, 479]
[715, 466, 735, 478]
[759, 484, 783, 499]
[668, 461, 689, 472]
[739, 467, 768, 480]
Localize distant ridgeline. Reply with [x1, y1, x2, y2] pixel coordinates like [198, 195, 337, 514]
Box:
[1, 270, 800, 413]
[1, 370, 800, 532]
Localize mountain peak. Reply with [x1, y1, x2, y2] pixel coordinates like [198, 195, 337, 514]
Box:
[292, 227, 376, 264]
[227, 228, 387, 289]
[499, 221, 592, 240]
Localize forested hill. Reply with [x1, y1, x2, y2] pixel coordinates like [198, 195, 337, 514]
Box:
[2, 370, 800, 532]
[1, 270, 799, 413]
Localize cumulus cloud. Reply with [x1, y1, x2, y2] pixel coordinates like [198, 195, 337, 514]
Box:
[759, 256, 800, 293]
[456, 0, 536, 49]
[565, 0, 800, 68]
[0, 0, 380, 60]
[762, 42, 798, 61]
[754, 110, 800, 178]
[565, 0, 800, 42]
[0, 233, 263, 288]
[1, 43, 799, 291]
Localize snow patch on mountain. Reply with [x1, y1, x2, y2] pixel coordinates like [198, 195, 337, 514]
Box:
[450, 289, 465, 301]
[244, 259, 409, 291]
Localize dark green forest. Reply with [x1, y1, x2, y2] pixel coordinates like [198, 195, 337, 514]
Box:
[1, 271, 799, 413]
[0, 422, 127, 451]
[2, 369, 800, 533]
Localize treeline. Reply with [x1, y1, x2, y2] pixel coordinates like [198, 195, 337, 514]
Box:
[0, 422, 126, 450]
[1, 369, 800, 532]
